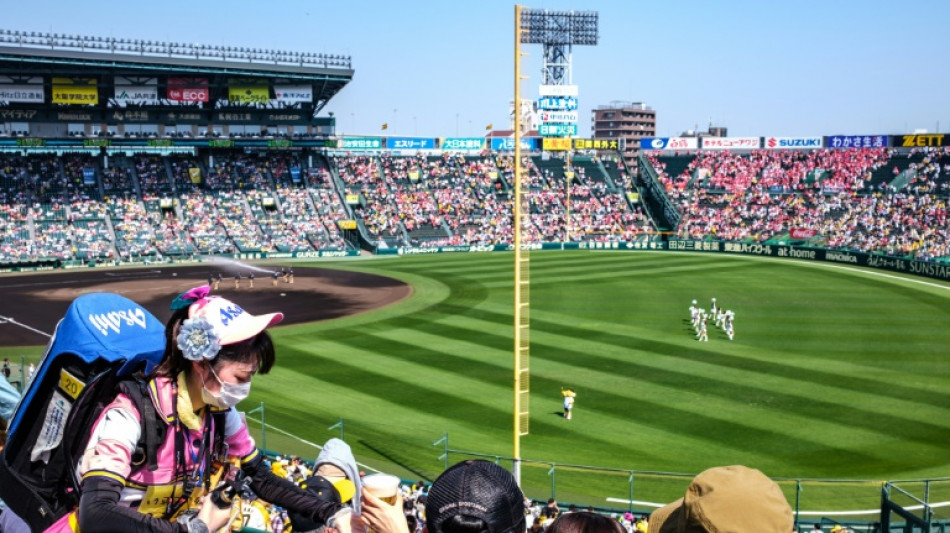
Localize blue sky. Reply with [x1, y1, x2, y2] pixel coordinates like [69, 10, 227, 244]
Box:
[4, 0, 949, 138]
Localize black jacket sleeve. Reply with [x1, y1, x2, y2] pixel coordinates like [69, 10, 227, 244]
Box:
[242, 453, 342, 524]
[77, 476, 186, 533]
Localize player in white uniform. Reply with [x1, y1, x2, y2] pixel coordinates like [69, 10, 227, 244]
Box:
[697, 317, 708, 342]
[724, 310, 735, 340]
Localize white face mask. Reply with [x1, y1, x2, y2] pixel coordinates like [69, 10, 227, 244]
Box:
[202, 365, 251, 409]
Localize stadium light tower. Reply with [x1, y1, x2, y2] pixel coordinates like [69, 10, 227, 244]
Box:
[520, 9, 599, 85]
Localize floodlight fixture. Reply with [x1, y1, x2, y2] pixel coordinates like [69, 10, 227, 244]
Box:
[518, 8, 598, 85]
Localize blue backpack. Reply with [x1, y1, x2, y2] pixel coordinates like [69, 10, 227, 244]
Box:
[0, 292, 166, 530]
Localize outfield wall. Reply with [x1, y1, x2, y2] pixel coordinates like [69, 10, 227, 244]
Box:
[379, 240, 950, 283]
[4, 241, 950, 284]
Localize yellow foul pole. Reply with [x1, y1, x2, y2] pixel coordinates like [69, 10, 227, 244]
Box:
[512, 4, 530, 485]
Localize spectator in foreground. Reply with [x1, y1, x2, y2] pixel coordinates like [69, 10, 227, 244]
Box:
[424, 460, 526, 533]
[648, 465, 794, 533]
[546, 512, 624, 533]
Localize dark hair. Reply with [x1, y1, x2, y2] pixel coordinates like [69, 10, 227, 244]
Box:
[439, 514, 492, 533]
[546, 513, 624, 533]
[150, 306, 276, 379]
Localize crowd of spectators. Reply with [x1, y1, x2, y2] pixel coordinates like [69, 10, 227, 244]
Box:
[109, 197, 158, 259]
[1, 147, 948, 264]
[336, 155, 406, 246]
[646, 147, 950, 260]
[430, 155, 510, 245]
[135, 155, 173, 194]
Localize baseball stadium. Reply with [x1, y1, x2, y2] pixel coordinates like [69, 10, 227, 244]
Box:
[0, 16, 948, 533]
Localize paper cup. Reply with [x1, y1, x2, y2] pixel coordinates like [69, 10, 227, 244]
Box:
[362, 473, 401, 505]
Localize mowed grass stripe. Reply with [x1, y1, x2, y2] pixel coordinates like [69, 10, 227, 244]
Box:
[272, 338, 675, 464]
[474, 254, 732, 286]
[526, 306, 950, 403]
[426, 299, 950, 412]
[525, 322, 950, 434]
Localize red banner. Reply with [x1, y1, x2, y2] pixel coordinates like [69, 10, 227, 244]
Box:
[167, 78, 209, 102]
[167, 87, 209, 102]
[790, 228, 818, 239]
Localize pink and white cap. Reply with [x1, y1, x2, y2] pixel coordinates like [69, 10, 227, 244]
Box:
[189, 296, 284, 345]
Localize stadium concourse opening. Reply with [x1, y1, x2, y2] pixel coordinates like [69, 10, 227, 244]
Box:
[0, 265, 411, 346]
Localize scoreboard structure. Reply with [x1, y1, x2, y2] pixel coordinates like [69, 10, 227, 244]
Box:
[0, 29, 354, 137]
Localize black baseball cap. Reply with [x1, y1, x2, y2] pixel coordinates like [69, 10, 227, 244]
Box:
[425, 460, 526, 533]
[288, 475, 343, 532]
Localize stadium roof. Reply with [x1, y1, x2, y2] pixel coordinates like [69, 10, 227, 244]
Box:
[0, 29, 354, 113]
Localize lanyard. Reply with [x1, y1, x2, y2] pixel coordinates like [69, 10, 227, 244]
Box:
[165, 379, 214, 519]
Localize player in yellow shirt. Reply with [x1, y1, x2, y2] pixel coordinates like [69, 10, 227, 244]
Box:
[561, 387, 576, 420]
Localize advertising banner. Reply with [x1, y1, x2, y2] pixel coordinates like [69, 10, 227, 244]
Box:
[52, 78, 98, 105]
[113, 86, 159, 105]
[82, 168, 96, 185]
[440, 138, 485, 151]
[0, 84, 44, 103]
[108, 110, 153, 123]
[537, 96, 578, 111]
[273, 85, 312, 103]
[700, 137, 760, 150]
[188, 168, 201, 184]
[825, 135, 887, 149]
[213, 111, 253, 123]
[573, 138, 622, 150]
[789, 228, 818, 239]
[491, 137, 539, 151]
[539, 123, 578, 137]
[261, 111, 310, 125]
[764, 136, 822, 149]
[639, 137, 699, 150]
[341, 137, 383, 150]
[167, 77, 209, 103]
[157, 110, 207, 123]
[667, 239, 950, 282]
[539, 111, 579, 123]
[228, 86, 269, 103]
[386, 137, 436, 150]
[539, 84, 578, 97]
[290, 167, 301, 183]
[894, 134, 950, 147]
[542, 138, 572, 151]
[166, 86, 209, 102]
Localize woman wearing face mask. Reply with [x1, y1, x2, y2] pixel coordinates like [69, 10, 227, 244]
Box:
[44, 286, 365, 533]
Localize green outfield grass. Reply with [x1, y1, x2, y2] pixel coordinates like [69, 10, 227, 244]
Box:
[243, 251, 950, 513]
[5, 251, 950, 514]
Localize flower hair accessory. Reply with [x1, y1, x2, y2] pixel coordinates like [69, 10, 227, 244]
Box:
[177, 316, 221, 361]
[170, 285, 211, 311]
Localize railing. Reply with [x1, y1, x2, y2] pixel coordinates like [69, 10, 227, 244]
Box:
[237, 414, 950, 530]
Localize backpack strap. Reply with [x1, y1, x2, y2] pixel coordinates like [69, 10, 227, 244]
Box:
[118, 376, 166, 472]
[210, 409, 229, 462]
